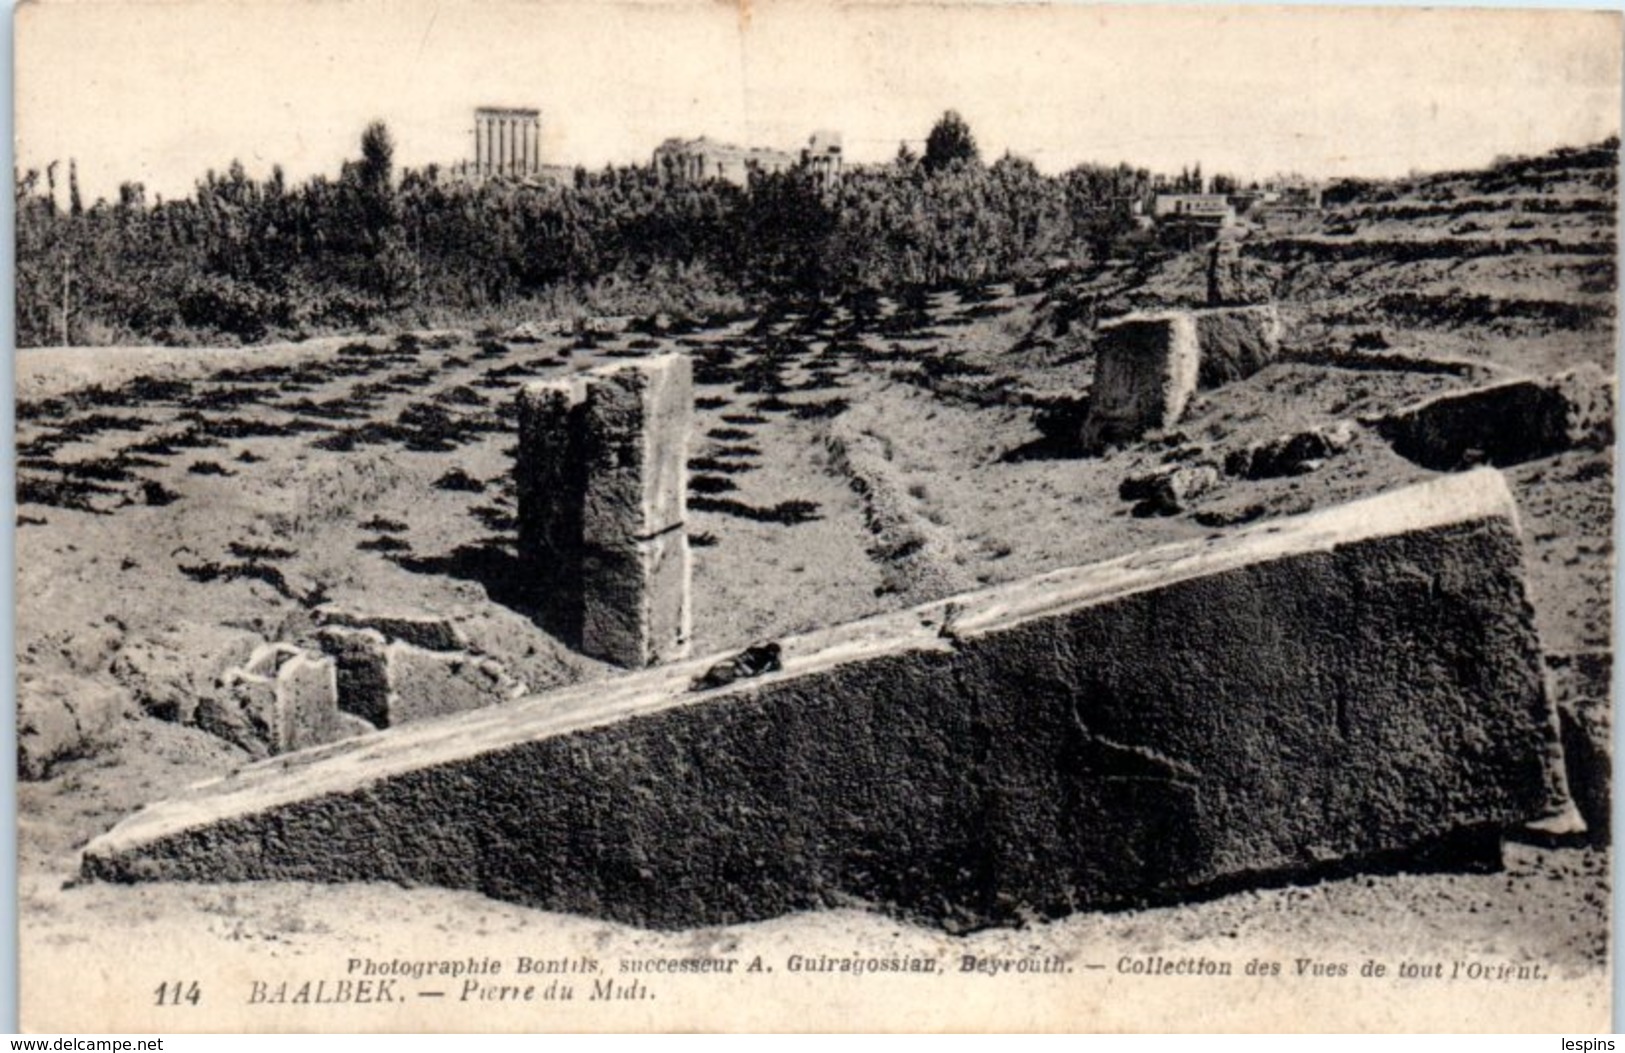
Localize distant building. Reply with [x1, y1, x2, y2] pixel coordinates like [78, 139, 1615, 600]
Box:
[653, 137, 797, 186]
[1152, 193, 1238, 227]
[654, 130, 844, 188]
[801, 130, 844, 188]
[449, 107, 543, 183]
[1266, 181, 1323, 210]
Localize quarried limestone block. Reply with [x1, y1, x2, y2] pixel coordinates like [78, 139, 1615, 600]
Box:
[516, 356, 692, 667]
[382, 642, 528, 726]
[1080, 313, 1199, 452]
[275, 653, 342, 753]
[1376, 364, 1615, 470]
[1192, 304, 1282, 388]
[318, 607, 466, 653]
[82, 470, 1568, 932]
[316, 626, 390, 727]
[517, 375, 589, 636]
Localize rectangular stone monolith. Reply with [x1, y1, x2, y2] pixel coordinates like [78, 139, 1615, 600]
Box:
[82, 470, 1569, 933]
[516, 355, 692, 667]
[579, 355, 692, 666]
[382, 641, 527, 725]
[1080, 312, 1199, 451]
[316, 626, 391, 727]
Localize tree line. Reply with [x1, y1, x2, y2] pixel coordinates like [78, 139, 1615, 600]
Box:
[16, 112, 1171, 347]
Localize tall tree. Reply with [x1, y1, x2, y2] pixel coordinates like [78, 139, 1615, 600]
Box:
[923, 110, 980, 173]
[358, 120, 395, 195]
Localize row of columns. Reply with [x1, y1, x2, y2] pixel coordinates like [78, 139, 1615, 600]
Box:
[475, 110, 541, 177]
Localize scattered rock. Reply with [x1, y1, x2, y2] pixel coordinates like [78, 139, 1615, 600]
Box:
[109, 625, 263, 723]
[578, 316, 631, 336]
[1207, 236, 1272, 307]
[17, 673, 128, 780]
[1121, 464, 1220, 517]
[1224, 421, 1358, 480]
[1545, 650, 1612, 846]
[1558, 696, 1610, 847]
[21, 617, 127, 677]
[501, 319, 570, 343]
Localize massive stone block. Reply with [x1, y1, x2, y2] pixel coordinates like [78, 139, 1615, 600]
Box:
[315, 627, 527, 730]
[1192, 304, 1282, 388]
[1376, 365, 1615, 471]
[1081, 307, 1285, 452]
[316, 626, 391, 727]
[1080, 312, 1199, 452]
[82, 471, 1568, 932]
[516, 355, 692, 667]
[275, 653, 343, 753]
[211, 644, 348, 754]
[317, 607, 466, 652]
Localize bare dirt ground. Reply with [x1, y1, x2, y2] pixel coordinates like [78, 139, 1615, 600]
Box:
[15, 149, 1617, 1031]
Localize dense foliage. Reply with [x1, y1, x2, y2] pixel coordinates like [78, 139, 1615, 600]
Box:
[15, 113, 1160, 347]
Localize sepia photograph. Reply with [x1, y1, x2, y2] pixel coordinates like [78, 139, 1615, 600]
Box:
[11, 0, 1621, 1032]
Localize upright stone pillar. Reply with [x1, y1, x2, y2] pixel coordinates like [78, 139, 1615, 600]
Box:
[517, 354, 692, 667]
[580, 357, 693, 667]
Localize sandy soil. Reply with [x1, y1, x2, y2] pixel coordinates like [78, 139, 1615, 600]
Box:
[15, 154, 1617, 1032]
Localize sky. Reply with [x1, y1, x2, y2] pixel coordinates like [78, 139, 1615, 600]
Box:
[14, 0, 1624, 204]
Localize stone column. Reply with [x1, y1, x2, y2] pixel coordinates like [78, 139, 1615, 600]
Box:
[474, 120, 485, 177]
